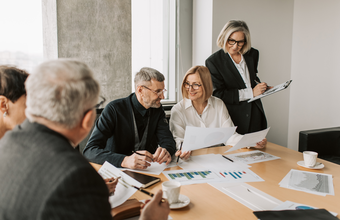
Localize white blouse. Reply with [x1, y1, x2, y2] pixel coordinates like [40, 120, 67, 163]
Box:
[169, 96, 243, 150]
[228, 53, 253, 101]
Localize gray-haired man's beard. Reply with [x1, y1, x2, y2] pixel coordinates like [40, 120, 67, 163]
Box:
[144, 97, 161, 108]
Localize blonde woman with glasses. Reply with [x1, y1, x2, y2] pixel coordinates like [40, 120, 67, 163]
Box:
[206, 20, 271, 136]
[170, 66, 266, 160]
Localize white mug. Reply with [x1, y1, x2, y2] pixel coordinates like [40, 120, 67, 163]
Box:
[162, 181, 181, 204]
[303, 151, 318, 167]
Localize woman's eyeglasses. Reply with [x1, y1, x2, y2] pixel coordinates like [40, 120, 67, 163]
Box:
[184, 82, 201, 90]
[227, 39, 245, 47]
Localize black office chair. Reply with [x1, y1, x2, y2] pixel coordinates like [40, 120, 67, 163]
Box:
[78, 108, 103, 154]
[299, 127, 340, 165]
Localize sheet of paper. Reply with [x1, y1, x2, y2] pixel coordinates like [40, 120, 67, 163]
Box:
[177, 154, 250, 170]
[272, 201, 338, 217]
[225, 127, 270, 152]
[209, 182, 282, 211]
[123, 162, 167, 175]
[279, 169, 334, 196]
[98, 161, 143, 208]
[182, 126, 236, 151]
[226, 150, 280, 164]
[163, 166, 263, 185]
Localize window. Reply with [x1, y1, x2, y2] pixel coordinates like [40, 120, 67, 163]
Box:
[131, 0, 176, 104]
[0, 0, 43, 73]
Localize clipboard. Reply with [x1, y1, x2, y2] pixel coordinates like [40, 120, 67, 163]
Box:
[248, 80, 292, 103]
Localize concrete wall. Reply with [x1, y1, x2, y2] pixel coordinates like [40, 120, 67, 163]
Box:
[42, 0, 131, 103]
[288, 0, 340, 151]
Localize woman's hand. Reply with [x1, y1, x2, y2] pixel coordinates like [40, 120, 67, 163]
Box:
[175, 150, 191, 160]
[253, 82, 269, 97]
[253, 138, 267, 149]
[104, 176, 120, 196]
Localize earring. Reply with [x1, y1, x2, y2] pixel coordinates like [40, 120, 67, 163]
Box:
[3, 112, 7, 118]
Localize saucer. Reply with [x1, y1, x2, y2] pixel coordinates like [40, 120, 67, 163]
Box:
[297, 161, 324, 169]
[169, 194, 190, 209]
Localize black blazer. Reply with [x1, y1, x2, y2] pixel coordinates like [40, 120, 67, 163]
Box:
[205, 48, 267, 134]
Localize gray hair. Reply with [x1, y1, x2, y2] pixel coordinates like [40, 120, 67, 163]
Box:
[134, 67, 165, 90]
[217, 20, 252, 54]
[25, 59, 100, 128]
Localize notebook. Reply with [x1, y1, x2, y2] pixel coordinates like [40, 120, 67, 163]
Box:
[122, 170, 160, 188]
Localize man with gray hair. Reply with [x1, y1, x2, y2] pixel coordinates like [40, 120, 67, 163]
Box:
[83, 67, 176, 169]
[0, 60, 169, 219]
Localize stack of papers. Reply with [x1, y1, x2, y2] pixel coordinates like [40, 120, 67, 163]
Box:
[279, 169, 334, 196]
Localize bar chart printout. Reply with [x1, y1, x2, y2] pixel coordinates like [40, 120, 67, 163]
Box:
[163, 168, 263, 185]
[166, 170, 218, 181]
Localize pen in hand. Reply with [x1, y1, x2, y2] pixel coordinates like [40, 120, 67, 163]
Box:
[133, 186, 166, 203]
[176, 142, 183, 164]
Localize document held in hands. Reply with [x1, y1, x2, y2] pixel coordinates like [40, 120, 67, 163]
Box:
[98, 161, 143, 208]
[225, 127, 270, 152]
[248, 80, 292, 103]
[182, 126, 237, 151]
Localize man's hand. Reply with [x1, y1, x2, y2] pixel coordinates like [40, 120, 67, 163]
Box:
[140, 190, 170, 220]
[121, 150, 154, 169]
[153, 147, 171, 165]
[175, 150, 191, 160]
[104, 176, 120, 195]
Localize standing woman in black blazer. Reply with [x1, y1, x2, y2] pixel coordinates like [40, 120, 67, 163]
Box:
[206, 20, 269, 139]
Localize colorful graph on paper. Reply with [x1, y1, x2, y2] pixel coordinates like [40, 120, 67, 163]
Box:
[163, 168, 263, 185]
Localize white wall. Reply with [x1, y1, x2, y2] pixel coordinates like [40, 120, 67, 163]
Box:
[288, 0, 340, 151]
[192, 0, 213, 66]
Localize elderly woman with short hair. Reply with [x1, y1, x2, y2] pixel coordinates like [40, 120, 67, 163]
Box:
[0, 66, 29, 139]
[206, 20, 270, 136]
[170, 65, 267, 160]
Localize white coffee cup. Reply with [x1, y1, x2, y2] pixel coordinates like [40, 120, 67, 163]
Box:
[162, 181, 181, 204]
[303, 151, 318, 167]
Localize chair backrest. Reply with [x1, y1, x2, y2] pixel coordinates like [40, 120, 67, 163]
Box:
[78, 108, 103, 154]
[299, 126, 340, 157]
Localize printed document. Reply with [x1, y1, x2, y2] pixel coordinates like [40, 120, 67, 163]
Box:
[225, 128, 270, 152]
[226, 150, 280, 164]
[182, 126, 236, 151]
[279, 169, 334, 196]
[98, 161, 143, 208]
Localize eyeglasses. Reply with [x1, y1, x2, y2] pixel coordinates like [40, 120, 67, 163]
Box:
[227, 39, 246, 47]
[142, 85, 167, 96]
[84, 96, 106, 115]
[184, 82, 202, 90]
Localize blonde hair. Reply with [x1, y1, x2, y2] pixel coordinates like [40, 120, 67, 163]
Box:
[181, 66, 213, 102]
[216, 20, 251, 54]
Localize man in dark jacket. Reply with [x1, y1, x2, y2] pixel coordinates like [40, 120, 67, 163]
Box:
[83, 67, 176, 169]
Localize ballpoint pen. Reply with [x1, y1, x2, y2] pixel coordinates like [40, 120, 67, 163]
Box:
[176, 142, 183, 164]
[222, 155, 234, 162]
